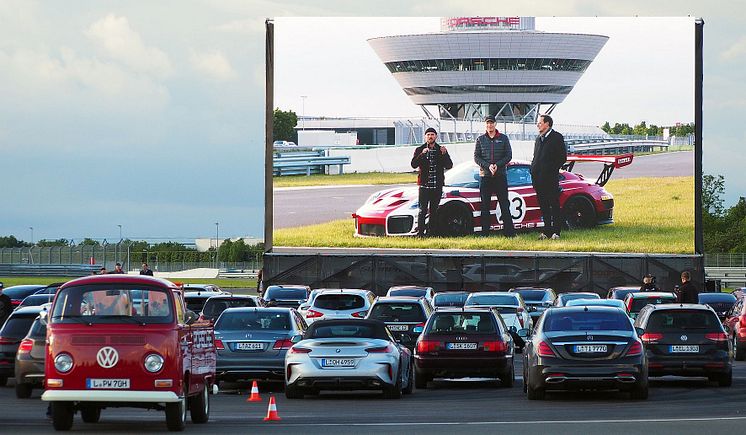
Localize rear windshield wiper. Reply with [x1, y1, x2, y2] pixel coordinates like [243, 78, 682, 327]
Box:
[97, 315, 146, 326]
[50, 315, 93, 326]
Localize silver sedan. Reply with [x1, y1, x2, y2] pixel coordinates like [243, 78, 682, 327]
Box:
[284, 319, 414, 399]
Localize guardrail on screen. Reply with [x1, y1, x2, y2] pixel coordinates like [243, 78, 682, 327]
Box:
[273, 150, 351, 176]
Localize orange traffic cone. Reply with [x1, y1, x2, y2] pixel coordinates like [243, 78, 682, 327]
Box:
[263, 395, 281, 421]
[247, 380, 262, 402]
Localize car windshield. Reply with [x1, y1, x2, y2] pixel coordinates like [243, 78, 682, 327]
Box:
[2, 286, 44, 299]
[215, 311, 290, 331]
[630, 296, 677, 313]
[185, 296, 211, 312]
[50, 285, 173, 324]
[427, 313, 496, 334]
[0, 314, 38, 339]
[314, 294, 365, 310]
[612, 289, 639, 299]
[202, 298, 257, 318]
[368, 303, 425, 322]
[265, 287, 307, 300]
[388, 289, 426, 298]
[567, 299, 626, 309]
[307, 323, 389, 340]
[646, 310, 721, 332]
[444, 162, 479, 188]
[513, 290, 548, 302]
[20, 294, 54, 307]
[433, 293, 469, 307]
[466, 294, 518, 306]
[561, 293, 600, 303]
[698, 294, 736, 304]
[28, 317, 47, 339]
[544, 311, 632, 332]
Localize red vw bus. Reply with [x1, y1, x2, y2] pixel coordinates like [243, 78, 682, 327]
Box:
[42, 275, 216, 431]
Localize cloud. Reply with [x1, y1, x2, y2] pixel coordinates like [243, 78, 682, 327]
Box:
[189, 50, 237, 81]
[720, 35, 746, 61]
[213, 18, 265, 34]
[86, 13, 173, 79]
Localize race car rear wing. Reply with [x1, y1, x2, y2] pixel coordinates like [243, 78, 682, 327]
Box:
[562, 153, 634, 187]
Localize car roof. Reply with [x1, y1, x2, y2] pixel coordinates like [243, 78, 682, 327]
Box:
[559, 292, 599, 297]
[510, 287, 552, 291]
[10, 305, 50, 315]
[698, 293, 736, 301]
[313, 289, 370, 295]
[388, 286, 431, 291]
[466, 291, 516, 297]
[610, 286, 640, 291]
[566, 299, 625, 307]
[266, 285, 310, 290]
[548, 305, 623, 314]
[60, 274, 179, 289]
[434, 307, 495, 313]
[206, 294, 256, 300]
[645, 303, 715, 312]
[221, 307, 292, 314]
[373, 297, 424, 304]
[629, 292, 677, 298]
[2, 284, 46, 291]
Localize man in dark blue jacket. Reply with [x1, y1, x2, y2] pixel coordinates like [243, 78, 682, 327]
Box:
[531, 114, 567, 240]
[411, 127, 453, 237]
[474, 115, 515, 237]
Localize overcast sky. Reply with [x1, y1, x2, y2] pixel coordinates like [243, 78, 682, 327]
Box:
[1, 1, 744, 243]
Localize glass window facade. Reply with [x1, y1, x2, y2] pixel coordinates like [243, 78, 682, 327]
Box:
[386, 58, 591, 73]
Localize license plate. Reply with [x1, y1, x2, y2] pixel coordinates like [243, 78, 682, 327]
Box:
[574, 345, 607, 353]
[321, 358, 356, 367]
[387, 325, 408, 331]
[236, 342, 264, 351]
[87, 378, 130, 389]
[670, 345, 699, 353]
[446, 342, 477, 350]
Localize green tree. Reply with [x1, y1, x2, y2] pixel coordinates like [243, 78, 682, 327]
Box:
[37, 238, 70, 247]
[273, 108, 298, 143]
[79, 238, 101, 246]
[702, 174, 725, 217]
[0, 235, 31, 248]
[601, 121, 611, 133]
[633, 121, 647, 136]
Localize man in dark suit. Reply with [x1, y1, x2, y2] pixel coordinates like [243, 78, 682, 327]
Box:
[474, 115, 515, 237]
[678, 271, 699, 304]
[411, 127, 453, 237]
[531, 114, 567, 240]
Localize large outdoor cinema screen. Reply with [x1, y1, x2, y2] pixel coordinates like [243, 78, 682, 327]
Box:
[270, 17, 697, 255]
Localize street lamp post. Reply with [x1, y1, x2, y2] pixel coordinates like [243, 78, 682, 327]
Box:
[215, 222, 219, 269]
[301, 95, 307, 131]
[29, 227, 34, 245]
[118, 224, 122, 241]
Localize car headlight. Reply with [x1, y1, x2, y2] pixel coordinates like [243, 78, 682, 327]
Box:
[54, 353, 74, 373]
[144, 353, 164, 373]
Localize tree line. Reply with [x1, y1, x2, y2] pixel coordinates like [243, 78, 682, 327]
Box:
[0, 237, 264, 263]
[702, 174, 746, 253]
[601, 121, 694, 137]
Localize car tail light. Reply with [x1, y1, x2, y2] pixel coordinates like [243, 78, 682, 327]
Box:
[640, 332, 663, 344]
[705, 332, 728, 342]
[351, 310, 368, 318]
[0, 336, 19, 345]
[306, 309, 323, 319]
[366, 344, 394, 353]
[10, 300, 21, 306]
[739, 315, 746, 327]
[537, 341, 555, 357]
[17, 338, 34, 354]
[214, 339, 225, 350]
[273, 339, 294, 350]
[288, 346, 312, 354]
[483, 340, 508, 352]
[517, 307, 524, 313]
[413, 323, 425, 333]
[626, 341, 643, 356]
[416, 340, 440, 353]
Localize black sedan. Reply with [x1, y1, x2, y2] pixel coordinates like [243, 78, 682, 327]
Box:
[698, 293, 737, 322]
[634, 303, 732, 386]
[523, 306, 647, 400]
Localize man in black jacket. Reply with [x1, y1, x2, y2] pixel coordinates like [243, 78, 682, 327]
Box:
[531, 114, 567, 240]
[474, 115, 515, 237]
[411, 127, 453, 237]
[639, 274, 660, 292]
[678, 271, 699, 304]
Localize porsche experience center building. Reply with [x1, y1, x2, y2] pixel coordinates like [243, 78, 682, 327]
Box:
[301, 17, 610, 145]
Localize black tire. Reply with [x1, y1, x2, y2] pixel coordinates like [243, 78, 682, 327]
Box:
[564, 196, 596, 229]
[0, 376, 7, 387]
[189, 383, 210, 424]
[382, 366, 403, 399]
[629, 381, 649, 400]
[165, 385, 187, 431]
[414, 367, 428, 389]
[51, 401, 74, 431]
[284, 383, 304, 399]
[714, 370, 733, 387]
[15, 383, 32, 399]
[499, 363, 515, 388]
[80, 405, 101, 423]
[438, 203, 474, 236]
[403, 361, 414, 395]
[734, 336, 745, 361]
[525, 372, 545, 400]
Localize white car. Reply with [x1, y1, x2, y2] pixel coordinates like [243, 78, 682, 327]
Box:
[303, 289, 377, 324]
[386, 286, 435, 306]
[273, 140, 297, 147]
[464, 292, 533, 337]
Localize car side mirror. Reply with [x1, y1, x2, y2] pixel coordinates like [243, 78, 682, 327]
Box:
[635, 327, 645, 337]
[508, 325, 517, 333]
[528, 306, 537, 312]
[185, 310, 199, 325]
[517, 328, 530, 338]
[291, 334, 303, 343]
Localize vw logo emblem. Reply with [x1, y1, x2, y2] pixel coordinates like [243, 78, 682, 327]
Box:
[456, 336, 467, 341]
[587, 336, 594, 341]
[681, 335, 688, 341]
[96, 346, 119, 369]
[335, 348, 341, 353]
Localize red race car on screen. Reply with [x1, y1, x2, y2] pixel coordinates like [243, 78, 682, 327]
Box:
[352, 154, 633, 237]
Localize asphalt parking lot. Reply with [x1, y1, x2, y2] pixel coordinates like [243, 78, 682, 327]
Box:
[3, 357, 746, 434]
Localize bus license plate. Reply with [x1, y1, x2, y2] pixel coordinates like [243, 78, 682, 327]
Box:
[321, 358, 355, 367]
[87, 379, 130, 389]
